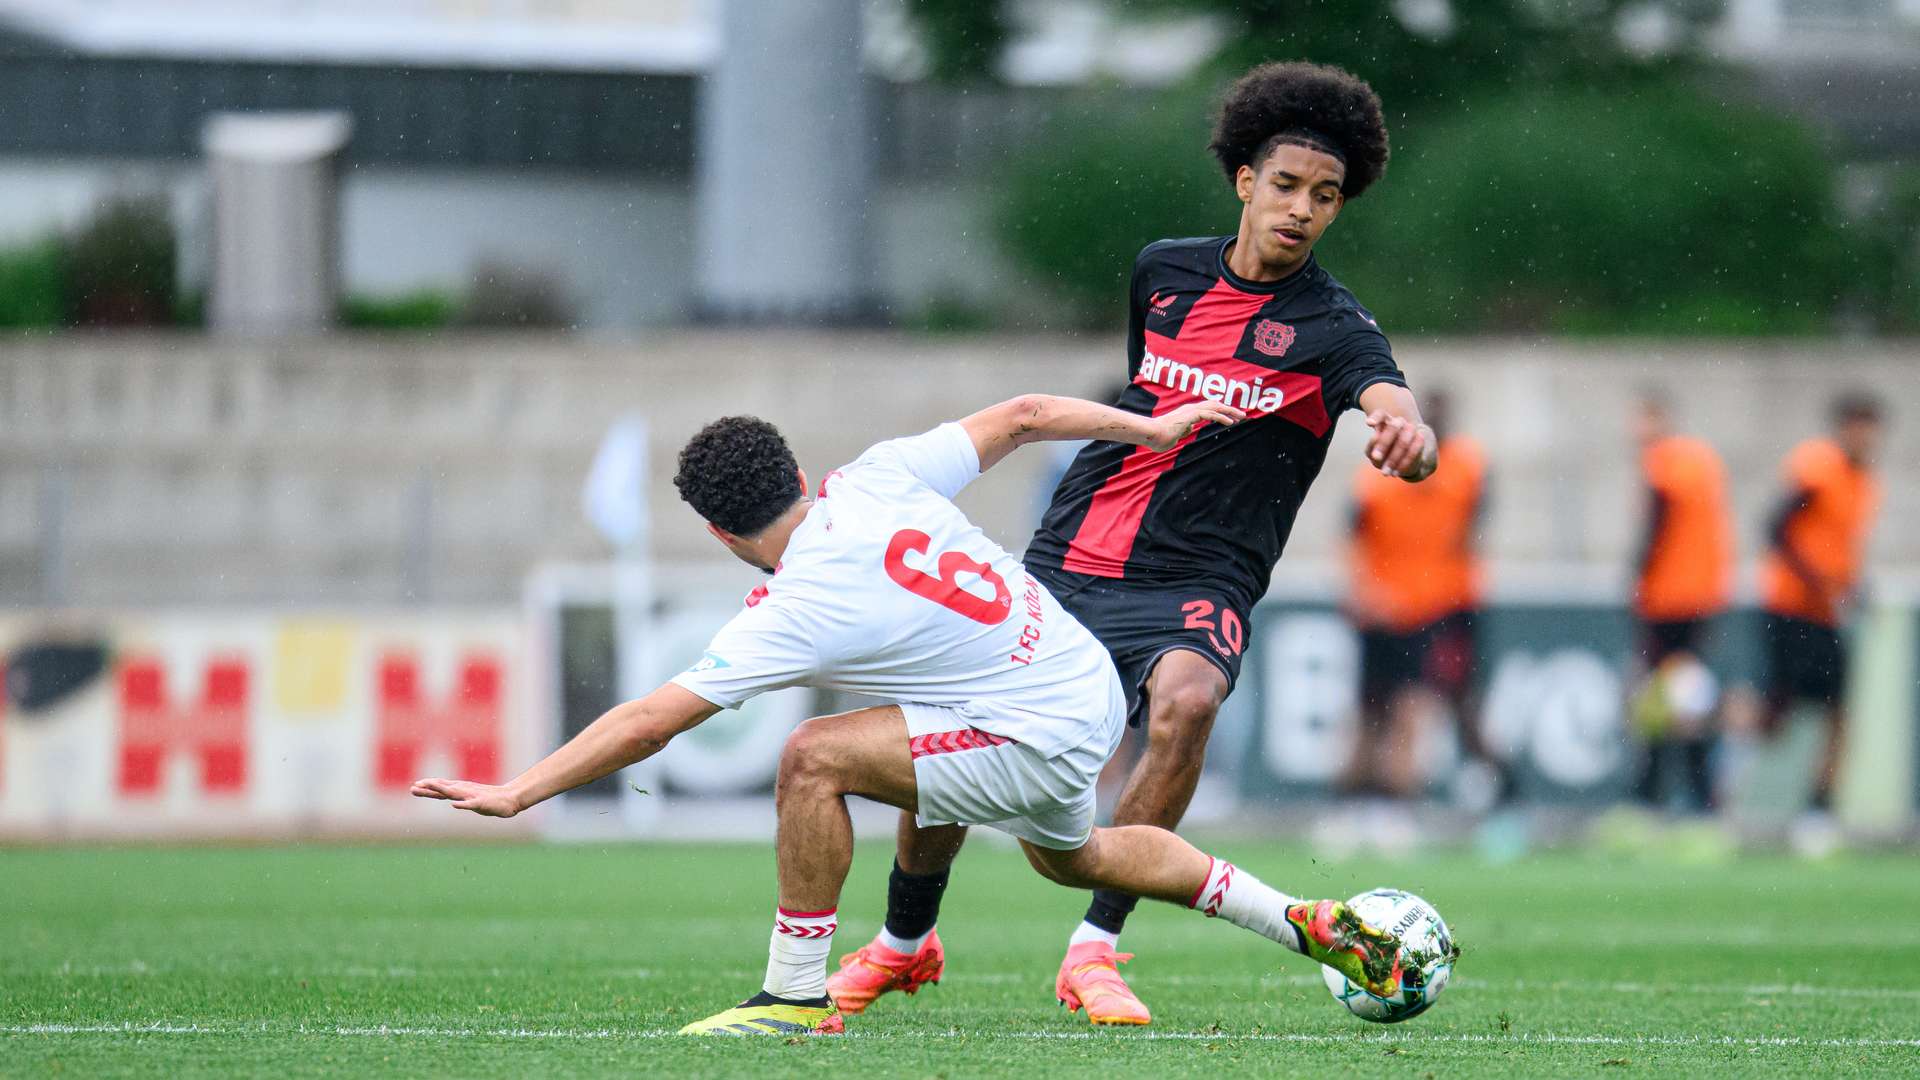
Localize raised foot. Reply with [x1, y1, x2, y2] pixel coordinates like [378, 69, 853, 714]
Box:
[1286, 899, 1406, 997]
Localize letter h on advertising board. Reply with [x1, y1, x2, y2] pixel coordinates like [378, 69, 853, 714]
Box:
[372, 652, 503, 789]
[117, 655, 250, 795]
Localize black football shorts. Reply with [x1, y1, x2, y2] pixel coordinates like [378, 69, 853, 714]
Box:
[1359, 611, 1479, 705]
[1027, 562, 1252, 728]
[1764, 614, 1847, 708]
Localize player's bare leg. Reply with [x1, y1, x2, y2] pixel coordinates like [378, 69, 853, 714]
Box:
[1023, 827, 1407, 1016]
[683, 705, 918, 1036]
[1812, 704, 1848, 811]
[1061, 649, 1227, 1023]
[898, 815, 968, 872]
[1379, 686, 1435, 797]
[1789, 702, 1850, 857]
[1340, 682, 1392, 794]
[826, 815, 965, 1014]
[1109, 650, 1230, 828]
[773, 706, 919, 910]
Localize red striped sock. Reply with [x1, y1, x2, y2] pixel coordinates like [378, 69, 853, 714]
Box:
[765, 906, 837, 1000]
[1189, 856, 1303, 953]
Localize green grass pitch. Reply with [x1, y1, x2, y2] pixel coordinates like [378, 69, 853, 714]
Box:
[5, 837, 1918, 1077]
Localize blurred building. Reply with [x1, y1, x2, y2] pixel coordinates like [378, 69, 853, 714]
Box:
[1, 0, 1915, 330]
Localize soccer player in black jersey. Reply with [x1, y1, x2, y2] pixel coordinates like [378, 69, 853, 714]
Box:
[830, 61, 1438, 1025]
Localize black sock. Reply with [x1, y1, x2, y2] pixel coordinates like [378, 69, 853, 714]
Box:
[883, 860, 950, 942]
[742, 989, 829, 1008]
[1631, 741, 1664, 807]
[1810, 786, 1832, 812]
[1083, 889, 1140, 935]
[1681, 737, 1714, 812]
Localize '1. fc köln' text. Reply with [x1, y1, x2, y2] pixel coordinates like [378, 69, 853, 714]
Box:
[1009, 574, 1046, 665]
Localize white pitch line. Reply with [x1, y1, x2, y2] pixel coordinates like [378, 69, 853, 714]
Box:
[5, 1022, 1919, 1050]
[15, 965, 1920, 1004]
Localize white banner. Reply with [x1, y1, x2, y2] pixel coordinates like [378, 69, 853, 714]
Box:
[0, 612, 535, 839]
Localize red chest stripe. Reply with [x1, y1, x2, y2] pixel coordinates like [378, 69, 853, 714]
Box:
[1061, 280, 1327, 579]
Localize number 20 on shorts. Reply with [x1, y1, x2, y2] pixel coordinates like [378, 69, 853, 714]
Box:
[1183, 599, 1245, 657]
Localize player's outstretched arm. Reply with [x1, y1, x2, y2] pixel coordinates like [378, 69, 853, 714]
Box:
[1357, 383, 1438, 482]
[411, 684, 720, 818]
[1768, 487, 1835, 620]
[959, 393, 1244, 472]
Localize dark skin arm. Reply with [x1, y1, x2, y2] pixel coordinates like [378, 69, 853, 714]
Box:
[1768, 486, 1834, 620]
[1636, 487, 1670, 583]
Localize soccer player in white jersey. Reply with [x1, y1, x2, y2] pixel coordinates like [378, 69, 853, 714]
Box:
[412, 394, 1409, 1035]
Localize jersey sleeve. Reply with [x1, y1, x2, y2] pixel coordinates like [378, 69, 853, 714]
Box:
[1320, 314, 1408, 415]
[668, 602, 817, 709]
[848, 422, 981, 501]
[1782, 440, 1832, 492]
[1123, 245, 1155, 380]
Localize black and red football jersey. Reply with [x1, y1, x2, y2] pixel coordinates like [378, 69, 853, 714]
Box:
[1025, 236, 1407, 597]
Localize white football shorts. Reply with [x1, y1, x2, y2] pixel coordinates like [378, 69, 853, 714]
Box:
[899, 669, 1125, 850]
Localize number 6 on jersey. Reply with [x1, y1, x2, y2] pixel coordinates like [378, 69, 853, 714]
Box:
[885, 529, 1013, 625]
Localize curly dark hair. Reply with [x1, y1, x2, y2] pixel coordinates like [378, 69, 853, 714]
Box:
[1209, 61, 1390, 199]
[673, 415, 804, 536]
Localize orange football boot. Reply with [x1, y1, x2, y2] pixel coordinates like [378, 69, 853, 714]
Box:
[825, 930, 944, 1015]
[1055, 941, 1150, 1026]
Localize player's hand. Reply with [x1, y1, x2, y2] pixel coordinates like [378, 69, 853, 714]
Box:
[1364, 412, 1437, 480]
[410, 777, 523, 818]
[1146, 402, 1244, 452]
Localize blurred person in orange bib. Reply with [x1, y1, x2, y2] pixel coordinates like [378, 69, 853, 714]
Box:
[1757, 393, 1885, 822]
[1342, 391, 1494, 802]
[1627, 393, 1734, 814]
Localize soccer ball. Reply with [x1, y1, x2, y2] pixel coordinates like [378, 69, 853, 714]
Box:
[1320, 888, 1457, 1023]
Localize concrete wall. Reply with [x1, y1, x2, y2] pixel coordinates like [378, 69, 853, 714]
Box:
[3, 333, 1917, 607]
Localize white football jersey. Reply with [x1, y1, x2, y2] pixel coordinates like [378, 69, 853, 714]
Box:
[671, 423, 1121, 759]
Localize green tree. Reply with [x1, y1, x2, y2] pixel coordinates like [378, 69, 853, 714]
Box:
[1159, 0, 1722, 112]
[994, 88, 1227, 326]
[0, 238, 64, 329]
[909, 0, 1724, 99]
[905, 0, 1010, 81]
[1324, 83, 1854, 334]
[62, 195, 177, 327]
[995, 78, 1864, 334]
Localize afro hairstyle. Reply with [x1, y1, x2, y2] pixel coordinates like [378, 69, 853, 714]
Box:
[1209, 61, 1390, 199]
[674, 415, 804, 537]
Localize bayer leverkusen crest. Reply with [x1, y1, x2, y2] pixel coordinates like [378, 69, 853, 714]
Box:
[1252, 319, 1296, 358]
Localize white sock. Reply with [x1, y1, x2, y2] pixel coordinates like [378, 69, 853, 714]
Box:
[1190, 857, 1304, 953]
[876, 926, 931, 955]
[764, 906, 837, 1000]
[1069, 920, 1121, 949]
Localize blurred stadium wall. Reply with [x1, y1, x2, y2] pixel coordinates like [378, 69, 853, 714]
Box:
[4, 335, 1918, 841]
[2, 1, 1917, 842]
[4, 335, 1917, 605]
